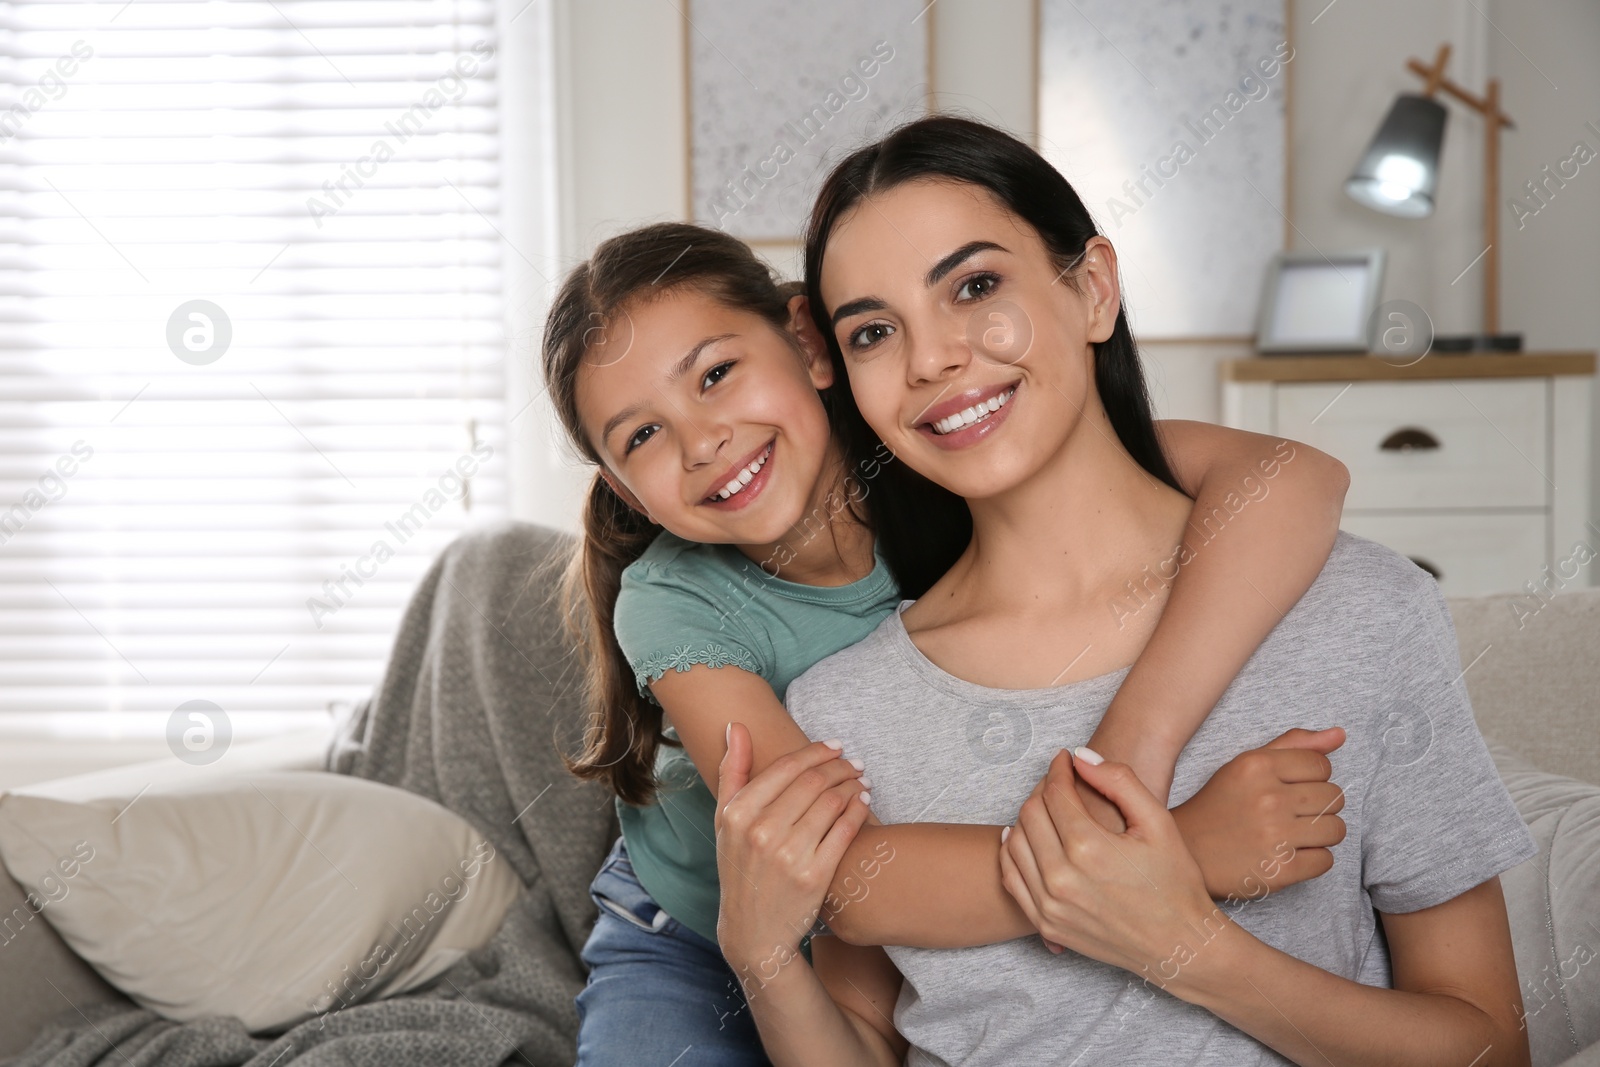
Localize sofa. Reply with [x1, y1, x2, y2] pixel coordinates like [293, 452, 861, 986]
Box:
[1, 522, 1597, 1065]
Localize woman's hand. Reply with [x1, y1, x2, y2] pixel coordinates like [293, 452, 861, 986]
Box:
[999, 746, 1219, 978]
[1170, 727, 1348, 902]
[714, 722, 872, 993]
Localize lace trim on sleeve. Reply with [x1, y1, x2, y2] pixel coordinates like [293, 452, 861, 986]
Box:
[633, 642, 762, 703]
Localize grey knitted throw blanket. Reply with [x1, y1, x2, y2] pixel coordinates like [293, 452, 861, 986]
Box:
[15, 521, 619, 1067]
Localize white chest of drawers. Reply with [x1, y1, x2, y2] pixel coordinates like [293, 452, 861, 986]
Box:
[1222, 353, 1596, 597]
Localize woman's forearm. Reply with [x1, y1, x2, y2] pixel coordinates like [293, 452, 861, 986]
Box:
[1169, 917, 1525, 1067]
[734, 951, 898, 1067]
[714, 726, 903, 1065]
[824, 823, 1033, 946]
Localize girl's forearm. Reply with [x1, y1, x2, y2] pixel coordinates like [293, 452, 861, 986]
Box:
[825, 429, 1351, 946]
[823, 797, 1287, 946]
[825, 824, 1034, 946]
[1169, 919, 1522, 1067]
[1093, 436, 1348, 802]
[735, 953, 898, 1067]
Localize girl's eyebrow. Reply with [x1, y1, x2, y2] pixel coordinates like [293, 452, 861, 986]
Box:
[598, 332, 736, 447]
[666, 332, 736, 384]
[830, 240, 1010, 328]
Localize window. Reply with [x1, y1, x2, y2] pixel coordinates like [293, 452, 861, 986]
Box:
[0, 1, 509, 738]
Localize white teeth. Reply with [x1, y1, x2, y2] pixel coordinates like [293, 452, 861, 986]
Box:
[931, 388, 1015, 435]
[709, 444, 771, 501]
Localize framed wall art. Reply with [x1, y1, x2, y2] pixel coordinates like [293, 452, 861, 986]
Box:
[1038, 0, 1290, 338]
[685, 0, 932, 243]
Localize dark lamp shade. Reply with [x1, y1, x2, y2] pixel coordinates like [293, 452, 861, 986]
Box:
[1344, 93, 1448, 218]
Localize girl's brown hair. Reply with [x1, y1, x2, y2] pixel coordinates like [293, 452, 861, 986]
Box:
[541, 222, 797, 805]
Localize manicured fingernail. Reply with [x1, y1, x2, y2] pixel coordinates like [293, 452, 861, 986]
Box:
[725, 722, 732, 745]
[823, 738, 843, 750]
[859, 791, 872, 805]
[1001, 826, 1011, 842]
[858, 775, 872, 789]
[847, 757, 864, 771]
[1073, 745, 1104, 765]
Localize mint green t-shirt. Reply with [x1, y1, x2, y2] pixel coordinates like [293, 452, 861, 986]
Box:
[611, 531, 900, 943]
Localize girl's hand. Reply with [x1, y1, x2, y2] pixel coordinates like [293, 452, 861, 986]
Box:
[1170, 727, 1347, 901]
[714, 722, 872, 989]
[999, 747, 1217, 977]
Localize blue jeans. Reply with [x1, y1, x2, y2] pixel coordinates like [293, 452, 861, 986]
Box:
[575, 837, 772, 1067]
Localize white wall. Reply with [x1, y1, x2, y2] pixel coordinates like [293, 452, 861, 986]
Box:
[510, 0, 1600, 533]
[1491, 0, 1600, 529]
[495, 0, 566, 528]
[509, 0, 693, 533]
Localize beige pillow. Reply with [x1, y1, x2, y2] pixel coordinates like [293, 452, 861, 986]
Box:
[0, 771, 522, 1033]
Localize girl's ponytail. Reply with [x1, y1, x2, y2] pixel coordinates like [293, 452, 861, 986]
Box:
[559, 471, 671, 805]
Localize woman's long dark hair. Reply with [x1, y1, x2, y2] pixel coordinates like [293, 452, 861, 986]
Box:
[802, 115, 1182, 594]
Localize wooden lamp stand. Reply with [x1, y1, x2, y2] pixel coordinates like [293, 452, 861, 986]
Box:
[1404, 43, 1520, 350]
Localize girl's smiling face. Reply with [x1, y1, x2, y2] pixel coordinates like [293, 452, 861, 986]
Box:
[574, 285, 837, 548]
[820, 178, 1123, 502]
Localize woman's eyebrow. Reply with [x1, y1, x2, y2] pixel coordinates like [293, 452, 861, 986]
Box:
[831, 296, 887, 327]
[830, 240, 1011, 327]
[925, 240, 1007, 286]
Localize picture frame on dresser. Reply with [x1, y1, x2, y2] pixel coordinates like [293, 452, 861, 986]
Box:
[1222, 353, 1596, 597]
[1254, 249, 1387, 354]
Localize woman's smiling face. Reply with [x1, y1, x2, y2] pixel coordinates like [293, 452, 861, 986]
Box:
[820, 178, 1122, 502]
[574, 286, 836, 547]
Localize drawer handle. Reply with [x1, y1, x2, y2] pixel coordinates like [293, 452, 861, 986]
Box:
[1380, 427, 1440, 452]
[1409, 557, 1442, 580]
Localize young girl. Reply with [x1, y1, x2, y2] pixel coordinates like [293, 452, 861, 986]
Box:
[541, 222, 1351, 1066]
[715, 115, 1534, 1066]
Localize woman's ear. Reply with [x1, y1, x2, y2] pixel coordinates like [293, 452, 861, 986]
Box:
[786, 293, 835, 390]
[1077, 236, 1122, 345]
[600, 469, 654, 523]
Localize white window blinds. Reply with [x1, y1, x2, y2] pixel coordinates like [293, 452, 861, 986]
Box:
[0, 0, 509, 733]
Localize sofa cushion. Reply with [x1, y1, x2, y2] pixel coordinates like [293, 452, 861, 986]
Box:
[0, 862, 134, 1061]
[1487, 739, 1600, 1067]
[1448, 590, 1600, 787]
[0, 770, 523, 1034]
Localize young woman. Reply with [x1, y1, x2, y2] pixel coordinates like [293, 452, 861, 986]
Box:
[542, 222, 1351, 1066]
[713, 115, 1536, 1066]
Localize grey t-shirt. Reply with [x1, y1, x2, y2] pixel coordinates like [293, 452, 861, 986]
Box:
[786, 533, 1536, 1066]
